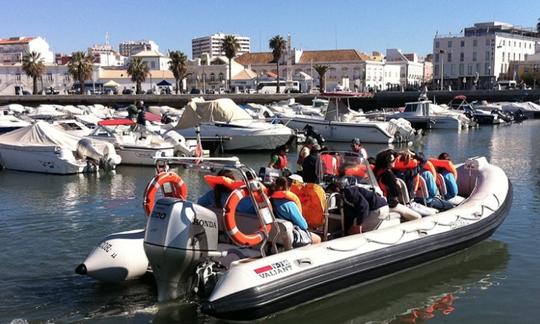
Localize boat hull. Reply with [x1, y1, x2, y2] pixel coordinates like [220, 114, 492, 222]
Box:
[283, 117, 393, 143]
[0, 145, 91, 174]
[117, 147, 174, 165]
[202, 179, 511, 320]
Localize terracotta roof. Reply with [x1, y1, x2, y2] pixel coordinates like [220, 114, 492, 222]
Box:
[298, 50, 371, 64]
[232, 69, 257, 80]
[235, 52, 275, 65]
[0, 37, 34, 45]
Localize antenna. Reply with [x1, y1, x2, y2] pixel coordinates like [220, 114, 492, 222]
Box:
[105, 32, 109, 46]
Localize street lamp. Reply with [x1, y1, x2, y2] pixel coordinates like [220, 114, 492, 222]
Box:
[439, 49, 445, 91]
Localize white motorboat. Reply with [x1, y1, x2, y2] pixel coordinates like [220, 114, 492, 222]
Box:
[168, 98, 296, 151]
[269, 98, 327, 117]
[389, 99, 473, 130]
[472, 101, 513, 125]
[0, 121, 121, 174]
[53, 119, 93, 137]
[500, 101, 540, 119]
[276, 93, 416, 143]
[86, 119, 177, 165]
[78, 155, 511, 320]
[0, 114, 30, 134]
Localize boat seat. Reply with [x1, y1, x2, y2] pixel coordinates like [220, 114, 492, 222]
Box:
[268, 219, 294, 252]
[324, 192, 345, 239]
[436, 173, 448, 197]
[395, 178, 411, 204]
[414, 176, 429, 206]
[362, 206, 401, 232]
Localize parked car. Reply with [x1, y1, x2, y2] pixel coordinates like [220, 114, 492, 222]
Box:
[122, 88, 134, 95]
[190, 88, 202, 94]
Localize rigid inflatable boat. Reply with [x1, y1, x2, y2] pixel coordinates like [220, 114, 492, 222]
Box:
[77, 155, 511, 320]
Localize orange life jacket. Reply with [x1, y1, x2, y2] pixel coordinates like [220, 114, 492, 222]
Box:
[393, 156, 418, 171]
[422, 161, 437, 178]
[344, 164, 368, 177]
[429, 158, 458, 180]
[270, 190, 302, 214]
[273, 154, 288, 170]
[320, 154, 338, 175]
[204, 175, 245, 191]
[290, 183, 326, 229]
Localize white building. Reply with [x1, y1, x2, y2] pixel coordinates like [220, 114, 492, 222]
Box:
[185, 56, 245, 92]
[119, 40, 159, 57]
[433, 21, 540, 89]
[88, 44, 127, 67]
[0, 36, 54, 65]
[192, 33, 250, 59]
[385, 48, 425, 89]
[131, 50, 170, 71]
[0, 64, 71, 95]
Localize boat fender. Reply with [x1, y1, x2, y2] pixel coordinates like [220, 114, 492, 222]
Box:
[224, 185, 272, 246]
[143, 171, 187, 216]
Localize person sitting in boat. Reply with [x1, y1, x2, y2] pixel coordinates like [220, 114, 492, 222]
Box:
[351, 138, 368, 160]
[374, 150, 421, 221]
[269, 176, 321, 247]
[302, 144, 322, 184]
[268, 145, 289, 171]
[330, 178, 388, 235]
[433, 152, 458, 199]
[136, 100, 146, 126]
[296, 137, 317, 176]
[197, 169, 255, 214]
[413, 152, 454, 211]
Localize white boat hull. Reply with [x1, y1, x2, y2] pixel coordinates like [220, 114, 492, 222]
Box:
[116, 147, 175, 165]
[0, 145, 92, 174]
[283, 117, 393, 143]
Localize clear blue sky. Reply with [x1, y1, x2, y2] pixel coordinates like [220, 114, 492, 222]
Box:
[3, 0, 540, 57]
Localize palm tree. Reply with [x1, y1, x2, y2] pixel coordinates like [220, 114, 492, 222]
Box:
[313, 64, 330, 93]
[21, 51, 46, 95]
[222, 35, 240, 92]
[68, 51, 94, 94]
[269, 35, 287, 93]
[127, 57, 149, 94]
[168, 50, 188, 94]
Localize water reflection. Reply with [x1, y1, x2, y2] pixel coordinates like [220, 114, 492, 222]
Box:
[264, 240, 508, 324]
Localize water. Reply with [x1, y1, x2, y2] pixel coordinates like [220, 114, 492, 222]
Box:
[1, 121, 540, 323]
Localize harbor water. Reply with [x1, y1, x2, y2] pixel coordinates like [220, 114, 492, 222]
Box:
[1, 121, 540, 323]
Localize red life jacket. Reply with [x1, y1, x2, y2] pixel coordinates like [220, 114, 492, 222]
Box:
[320, 154, 338, 175]
[274, 154, 288, 170]
[270, 190, 302, 214]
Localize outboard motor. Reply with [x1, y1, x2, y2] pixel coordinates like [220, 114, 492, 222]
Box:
[76, 138, 121, 170]
[144, 197, 221, 302]
[163, 131, 193, 157]
[303, 124, 325, 145]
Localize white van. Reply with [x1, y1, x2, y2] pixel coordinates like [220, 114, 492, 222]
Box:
[496, 80, 517, 90]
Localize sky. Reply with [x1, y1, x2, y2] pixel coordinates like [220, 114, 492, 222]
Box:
[3, 0, 540, 58]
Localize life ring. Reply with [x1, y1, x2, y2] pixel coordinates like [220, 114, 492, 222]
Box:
[143, 171, 187, 216]
[224, 185, 272, 246]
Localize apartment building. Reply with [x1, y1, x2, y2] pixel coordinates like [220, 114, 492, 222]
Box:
[119, 40, 159, 57]
[192, 33, 250, 59]
[0, 36, 54, 65]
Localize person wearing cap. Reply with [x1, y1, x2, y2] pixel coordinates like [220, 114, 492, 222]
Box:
[301, 143, 321, 183]
[268, 145, 289, 170]
[136, 100, 146, 126]
[351, 138, 368, 160]
[288, 174, 304, 186]
[373, 149, 421, 221]
[296, 137, 317, 175]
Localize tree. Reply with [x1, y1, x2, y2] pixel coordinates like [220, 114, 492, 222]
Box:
[168, 50, 188, 94]
[222, 35, 240, 92]
[68, 51, 94, 94]
[520, 71, 540, 88]
[269, 35, 287, 93]
[21, 51, 46, 95]
[127, 57, 149, 94]
[313, 64, 330, 93]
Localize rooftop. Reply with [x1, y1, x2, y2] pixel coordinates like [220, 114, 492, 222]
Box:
[0, 37, 34, 45]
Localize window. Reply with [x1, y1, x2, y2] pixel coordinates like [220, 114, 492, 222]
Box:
[473, 52, 477, 62]
[210, 73, 215, 82]
[435, 41, 439, 49]
[476, 63, 481, 73]
[47, 73, 53, 82]
[150, 61, 155, 69]
[434, 65, 439, 76]
[459, 63, 464, 75]
[518, 53, 521, 60]
[447, 53, 452, 62]
[485, 51, 490, 60]
[468, 64, 473, 75]
[460, 40, 465, 47]
[485, 63, 491, 74]
[473, 39, 477, 47]
[460, 52, 464, 62]
[218, 72, 224, 81]
[502, 40, 505, 46]
[16, 73, 21, 81]
[435, 53, 439, 61]
[513, 53, 516, 60]
[502, 52, 505, 62]
[448, 40, 452, 48]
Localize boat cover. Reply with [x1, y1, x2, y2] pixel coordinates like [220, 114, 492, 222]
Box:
[501, 101, 540, 112]
[175, 98, 252, 129]
[0, 121, 81, 149]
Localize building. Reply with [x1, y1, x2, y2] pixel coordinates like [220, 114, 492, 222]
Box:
[118, 40, 159, 57]
[192, 33, 250, 59]
[433, 21, 540, 90]
[235, 48, 392, 92]
[0, 36, 54, 65]
[385, 49, 427, 89]
[130, 50, 170, 70]
[88, 44, 127, 67]
[507, 51, 540, 88]
[97, 67, 175, 93]
[0, 63, 72, 95]
[185, 56, 245, 92]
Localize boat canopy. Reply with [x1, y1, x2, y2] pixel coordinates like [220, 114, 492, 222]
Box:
[0, 121, 81, 149]
[98, 118, 136, 126]
[175, 98, 253, 129]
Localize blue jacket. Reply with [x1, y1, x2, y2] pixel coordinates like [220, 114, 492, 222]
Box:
[271, 198, 308, 230]
[420, 170, 439, 203]
[197, 190, 256, 214]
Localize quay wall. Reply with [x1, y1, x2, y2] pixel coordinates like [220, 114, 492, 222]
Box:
[1, 90, 539, 110]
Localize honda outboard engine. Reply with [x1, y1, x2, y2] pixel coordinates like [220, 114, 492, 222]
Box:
[144, 197, 220, 302]
[76, 138, 121, 170]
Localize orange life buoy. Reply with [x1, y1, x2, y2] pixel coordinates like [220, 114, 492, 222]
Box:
[224, 185, 272, 246]
[203, 175, 245, 191]
[429, 158, 458, 180]
[270, 190, 302, 214]
[143, 171, 187, 216]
